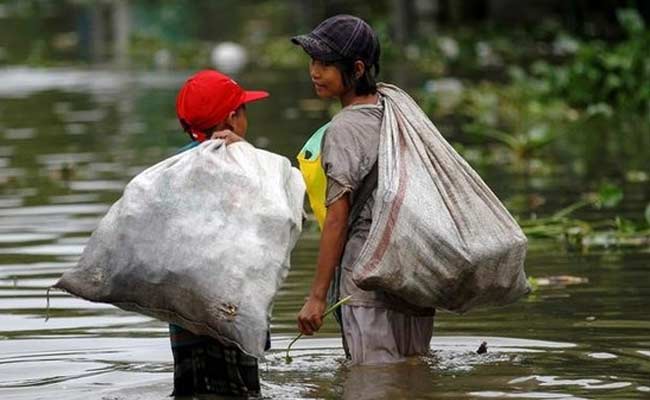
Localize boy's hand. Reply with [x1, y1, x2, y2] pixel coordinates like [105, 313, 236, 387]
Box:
[297, 296, 327, 335]
[211, 129, 243, 145]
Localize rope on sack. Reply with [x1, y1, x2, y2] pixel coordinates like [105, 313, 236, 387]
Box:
[45, 287, 53, 322]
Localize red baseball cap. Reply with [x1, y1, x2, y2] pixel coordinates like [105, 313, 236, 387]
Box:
[176, 69, 269, 141]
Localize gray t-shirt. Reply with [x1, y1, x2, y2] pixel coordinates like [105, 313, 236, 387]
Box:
[321, 99, 435, 316]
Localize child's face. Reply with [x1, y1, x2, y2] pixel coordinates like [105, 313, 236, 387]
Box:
[309, 58, 346, 99]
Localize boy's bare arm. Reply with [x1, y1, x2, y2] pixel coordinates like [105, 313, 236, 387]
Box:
[297, 195, 350, 335]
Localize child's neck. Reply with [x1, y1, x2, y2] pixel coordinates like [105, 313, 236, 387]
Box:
[340, 90, 378, 108]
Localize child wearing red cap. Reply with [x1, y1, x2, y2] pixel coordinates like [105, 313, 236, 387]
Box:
[293, 15, 435, 365]
[176, 69, 269, 145]
[170, 69, 269, 397]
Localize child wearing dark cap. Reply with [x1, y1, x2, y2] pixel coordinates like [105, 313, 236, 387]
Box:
[170, 69, 269, 397]
[293, 15, 435, 365]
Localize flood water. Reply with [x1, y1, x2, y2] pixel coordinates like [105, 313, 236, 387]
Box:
[0, 67, 649, 399]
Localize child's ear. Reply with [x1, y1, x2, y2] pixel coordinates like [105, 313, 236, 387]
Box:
[354, 60, 365, 79]
[224, 110, 237, 129]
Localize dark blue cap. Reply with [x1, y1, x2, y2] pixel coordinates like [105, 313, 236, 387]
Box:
[292, 14, 380, 70]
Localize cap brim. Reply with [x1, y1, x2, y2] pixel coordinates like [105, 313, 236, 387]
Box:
[241, 90, 269, 104]
[291, 34, 342, 62]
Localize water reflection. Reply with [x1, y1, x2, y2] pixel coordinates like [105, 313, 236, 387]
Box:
[2, 334, 645, 399]
[341, 361, 438, 400]
[0, 68, 186, 98]
[510, 375, 632, 390]
[469, 391, 589, 399]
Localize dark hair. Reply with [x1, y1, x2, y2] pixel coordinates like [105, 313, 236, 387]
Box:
[201, 104, 246, 137]
[332, 58, 379, 96]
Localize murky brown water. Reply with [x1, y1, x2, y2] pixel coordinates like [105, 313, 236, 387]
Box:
[1, 68, 649, 399]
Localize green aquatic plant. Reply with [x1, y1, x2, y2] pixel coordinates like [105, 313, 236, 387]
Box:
[534, 8, 650, 115]
[257, 36, 308, 69]
[455, 78, 571, 165]
[285, 295, 352, 364]
[521, 184, 650, 251]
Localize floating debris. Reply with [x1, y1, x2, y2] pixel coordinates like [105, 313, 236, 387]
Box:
[530, 275, 589, 287]
[477, 341, 488, 354]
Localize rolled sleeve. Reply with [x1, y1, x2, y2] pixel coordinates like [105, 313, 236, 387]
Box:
[321, 125, 367, 207]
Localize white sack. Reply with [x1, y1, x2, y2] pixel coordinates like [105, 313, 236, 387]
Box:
[351, 84, 529, 313]
[54, 140, 305, 356]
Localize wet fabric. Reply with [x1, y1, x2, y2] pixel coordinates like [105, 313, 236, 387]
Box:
[170, 324, 271, 351]
[171, 331, 261, 398]
[341, 305, 434, 365]
[320, 100, 434, 316]
[351, 84, 530, 312]
[54, 140, 305, 357]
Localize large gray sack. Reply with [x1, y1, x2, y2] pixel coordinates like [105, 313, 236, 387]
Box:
[54, 140, 305, 357]
[351, 84, 529, 313]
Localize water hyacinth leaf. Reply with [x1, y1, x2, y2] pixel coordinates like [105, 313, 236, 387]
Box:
[586, 103, 614, 118]
[625, 170, 649, 183]
[615, 217, 637, 234]
[508, 65, 528, 82]
[597, 183, 623, 208]
[526, 125, 555, 149]
[617, 8, 645, 36]
[645, 203, 650, 226]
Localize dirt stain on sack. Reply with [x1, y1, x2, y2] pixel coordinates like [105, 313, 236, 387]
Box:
[220, 303, 238, 321]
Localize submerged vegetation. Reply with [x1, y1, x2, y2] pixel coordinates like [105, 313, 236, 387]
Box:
[410, 9, 650, 251]
[520, 184, 650, 252]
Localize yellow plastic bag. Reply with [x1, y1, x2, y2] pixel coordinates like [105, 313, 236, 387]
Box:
[296, 122, 330, 230]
